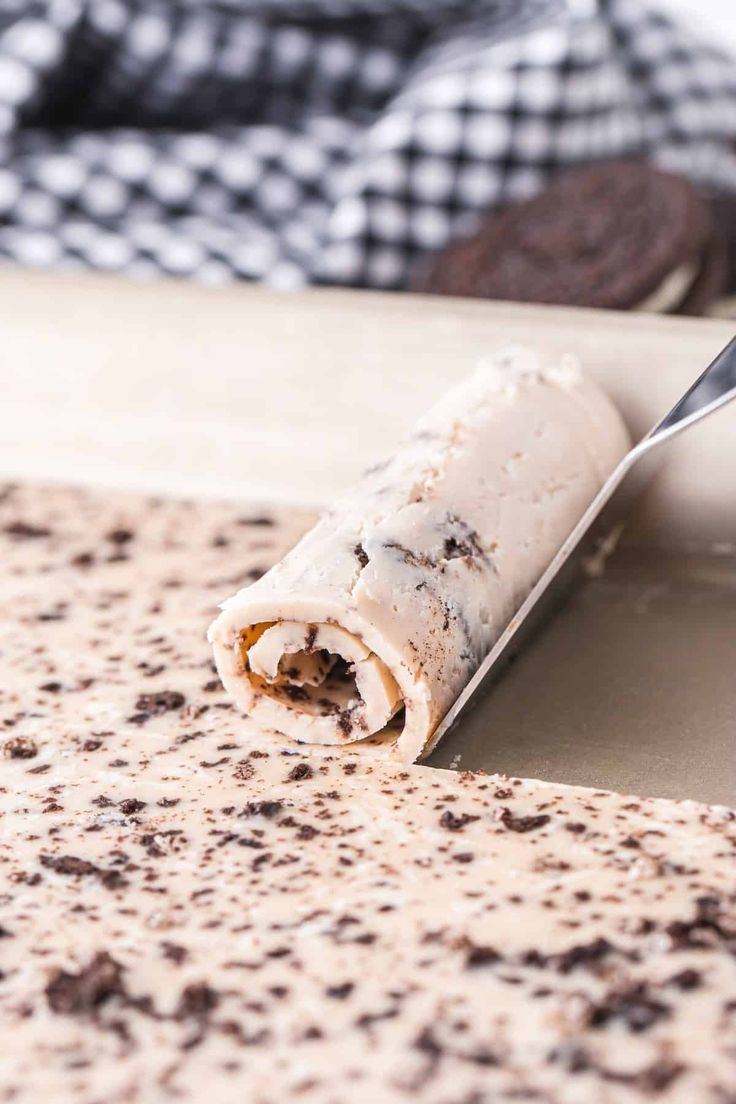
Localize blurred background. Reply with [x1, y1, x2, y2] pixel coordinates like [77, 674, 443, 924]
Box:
[0, 0, 734, 318]
[659, 1, 735, 52]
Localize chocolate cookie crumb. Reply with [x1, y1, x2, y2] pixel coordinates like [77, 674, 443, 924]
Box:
[130, 690, 186, 724]
[46, 952, 126, 1015]
[439, 810, 480, 831]
[3, 521, 51, 540]
[3, 736, 38, 759]
[500, 810, 551, 833]
[287, 763, 314, 782]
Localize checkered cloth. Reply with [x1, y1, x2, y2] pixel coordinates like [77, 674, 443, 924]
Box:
[0, 0, 734, 289]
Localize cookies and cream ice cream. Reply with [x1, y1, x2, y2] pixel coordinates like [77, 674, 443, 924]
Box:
[2, 481, 736, 1104]
[209, 348, 629, 761]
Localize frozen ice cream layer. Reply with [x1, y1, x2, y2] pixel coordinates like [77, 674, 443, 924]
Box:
[2, 481, 736, 1104]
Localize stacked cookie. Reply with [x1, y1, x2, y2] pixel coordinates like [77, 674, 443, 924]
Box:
[412, 160, 730, 316]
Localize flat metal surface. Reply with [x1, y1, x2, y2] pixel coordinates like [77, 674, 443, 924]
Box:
[429, 334, 736, 755]
[428, 545, 736, 806]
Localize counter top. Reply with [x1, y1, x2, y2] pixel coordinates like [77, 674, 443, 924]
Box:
[1, 270, 735, 542]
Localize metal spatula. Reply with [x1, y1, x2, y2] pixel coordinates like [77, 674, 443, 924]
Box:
[427, 335, 736, 804]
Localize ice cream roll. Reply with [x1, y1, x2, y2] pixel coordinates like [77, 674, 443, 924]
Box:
[209, 347, 629, 762]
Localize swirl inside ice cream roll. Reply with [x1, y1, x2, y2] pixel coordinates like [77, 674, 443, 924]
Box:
[239, 620, 402, 742]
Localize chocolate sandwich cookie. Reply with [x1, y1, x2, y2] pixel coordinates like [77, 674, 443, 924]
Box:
[706, 191, 736, 294]
[412, 159, 725, 315]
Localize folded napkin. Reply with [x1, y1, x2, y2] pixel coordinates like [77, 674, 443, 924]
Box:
[0, 0, 734, 289]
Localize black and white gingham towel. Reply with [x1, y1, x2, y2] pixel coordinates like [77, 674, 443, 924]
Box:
[0, 0, 734, 290]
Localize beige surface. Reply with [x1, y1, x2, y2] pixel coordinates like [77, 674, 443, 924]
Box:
[2, 481, 736, 1104]
[1, 270, 734, 543]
